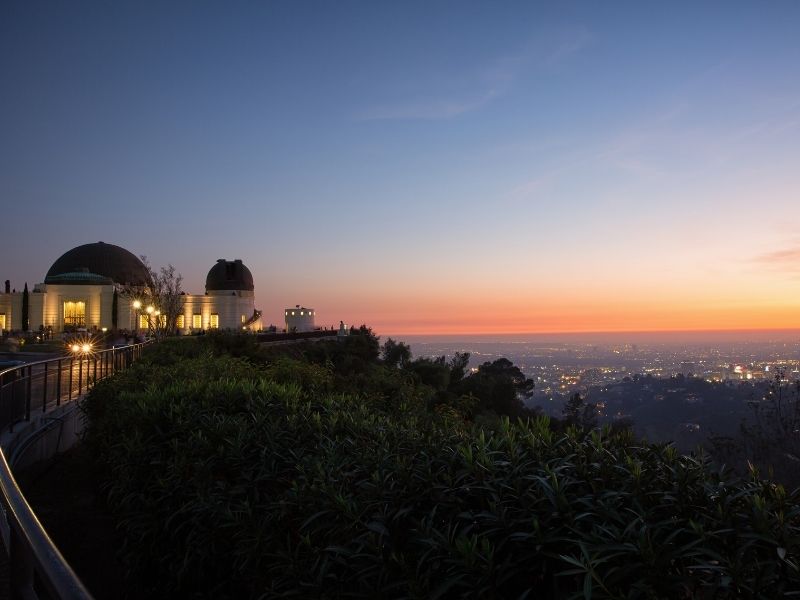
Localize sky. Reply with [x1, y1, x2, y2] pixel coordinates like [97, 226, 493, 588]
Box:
[1, 1, 799, 335]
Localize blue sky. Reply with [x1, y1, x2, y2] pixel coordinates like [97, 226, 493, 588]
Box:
[2, 1, 799, 333]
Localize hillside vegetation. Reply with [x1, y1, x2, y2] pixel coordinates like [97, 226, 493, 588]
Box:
[81, 333, 800, 598]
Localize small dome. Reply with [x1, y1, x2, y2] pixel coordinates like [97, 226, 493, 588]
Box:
[45, 242, 151, 286]
[205, 259, 254, 292]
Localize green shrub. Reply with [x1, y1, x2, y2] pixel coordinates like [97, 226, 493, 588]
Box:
[82, 344, 800, 598]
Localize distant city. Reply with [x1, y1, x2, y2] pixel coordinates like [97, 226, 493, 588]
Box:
[404, 330, 800, 449]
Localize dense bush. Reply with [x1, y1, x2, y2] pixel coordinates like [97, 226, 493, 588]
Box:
[82, 340, 800, 598]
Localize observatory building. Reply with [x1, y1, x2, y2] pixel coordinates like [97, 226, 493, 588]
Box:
[0, 242, 263, 334]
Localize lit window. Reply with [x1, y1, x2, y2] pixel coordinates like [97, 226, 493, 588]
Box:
[241, 315, 245, 323]
[192, 314, 202, 329]
[139, 315, 148, 329]
[176, 314, 185, 329]
[291, 311, 295, 316]
[63, 301, 86, 326]
[300, 311, 304, 315]
[210, 314, 219, 329]
[0, 314, 5, 331]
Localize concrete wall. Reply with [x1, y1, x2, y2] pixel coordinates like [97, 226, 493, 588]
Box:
[0, 402, 84, 470]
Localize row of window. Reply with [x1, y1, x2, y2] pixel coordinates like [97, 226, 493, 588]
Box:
[285, 310, 315, 317]
[139, 313, 222, 329]
[57, 299, 244, 330]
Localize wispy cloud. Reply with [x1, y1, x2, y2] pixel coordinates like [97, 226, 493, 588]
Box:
[356, 28, 591, 122]
[754, 243, 800, 273]
[357, 89, 500, 121]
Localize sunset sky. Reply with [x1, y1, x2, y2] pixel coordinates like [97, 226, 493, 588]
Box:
[2, 2, 799, 335]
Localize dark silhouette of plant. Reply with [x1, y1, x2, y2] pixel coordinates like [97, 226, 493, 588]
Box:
[562, 391, 598, 430]
[381, 337, 411, 368]
[21, 282, 29, 332]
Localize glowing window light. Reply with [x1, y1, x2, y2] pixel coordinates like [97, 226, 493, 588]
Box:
[210, 314, 219, 329]
[63, 301, 86, 326]
[192, 314, 202, 329]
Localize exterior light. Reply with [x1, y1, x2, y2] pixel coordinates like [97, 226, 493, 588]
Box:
[101, 327, 107, 333]
[154, 310, 160, 316]
[146, 305, 154, 314]
[81, 343, 91, 353]
[132, 300, 142, 310]
[71, 344, 80, 353]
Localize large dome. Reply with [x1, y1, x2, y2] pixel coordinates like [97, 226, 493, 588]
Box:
[45, 242, 151, 286]
[206, 259, 254, 292]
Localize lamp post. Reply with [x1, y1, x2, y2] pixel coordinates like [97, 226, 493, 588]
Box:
[132, 299, 142, 339]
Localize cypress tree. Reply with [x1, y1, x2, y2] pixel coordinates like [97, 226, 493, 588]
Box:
[22, 282, 29, 332]
[112, 289, 119, 329]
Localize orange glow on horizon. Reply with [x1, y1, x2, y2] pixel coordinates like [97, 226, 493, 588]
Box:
[331, 299, 800, 336]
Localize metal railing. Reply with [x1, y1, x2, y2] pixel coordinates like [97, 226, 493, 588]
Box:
[0, 343, 149, 434]
[0, 341, 150, 599]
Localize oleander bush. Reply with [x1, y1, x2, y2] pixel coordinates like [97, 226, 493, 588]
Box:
[82, 341, 800, 598]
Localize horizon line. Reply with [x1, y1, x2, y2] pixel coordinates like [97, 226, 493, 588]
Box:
[381, 327, 800, 337]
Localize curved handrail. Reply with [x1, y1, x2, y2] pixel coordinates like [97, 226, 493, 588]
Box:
[0, 341, 151, 599]
[0, 450, 92, 599]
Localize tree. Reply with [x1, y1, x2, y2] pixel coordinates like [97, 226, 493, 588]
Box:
[382, 338, 411, 368]
[562, 392, 597, 431]
[456, 358, 535, 418]
[448, 352, 471, 386]
[124, 258, 185, 339]
[112, 288, 119, 330]
[21, 282, 29, 332]
[711, 368, 800, 487]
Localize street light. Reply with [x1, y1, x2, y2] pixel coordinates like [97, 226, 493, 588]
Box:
[132, 300, 142, 336]
[69, 339, 93, 395]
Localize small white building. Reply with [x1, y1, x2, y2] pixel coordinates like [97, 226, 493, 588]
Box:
[284, 305, 316, 332]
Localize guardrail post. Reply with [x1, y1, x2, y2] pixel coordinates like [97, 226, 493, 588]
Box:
[9, 370, 15, 433]
[25, 365, 32, 423]
[68, 358, 73, 402]
[56, 359, 62, 407]
[42, 362, 49, 413]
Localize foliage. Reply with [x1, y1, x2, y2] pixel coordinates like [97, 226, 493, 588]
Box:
[455, 358, 536, 419]
[711, 370, 800, 488]
[562, 392, 598, 431]
[381, 337, 411, 368]
[82, 337, 800, 598]
[111, 288, 119, 329]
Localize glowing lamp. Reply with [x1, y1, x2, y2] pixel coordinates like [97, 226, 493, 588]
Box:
[132, 300, 142, 310]
[71, 344, 80, 353]
[82, 343, 91, 353]
[146, 305, 154, 314]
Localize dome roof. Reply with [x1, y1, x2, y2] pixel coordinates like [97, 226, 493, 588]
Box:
[205, 259, 254, 292]
[45, 242, 151, 286]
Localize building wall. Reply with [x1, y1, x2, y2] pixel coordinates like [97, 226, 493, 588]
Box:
[40, 283, 114, 332]
[0, 293, 17, 331]
[181, 290, 260, 332]
[285, 306, 315, 332]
